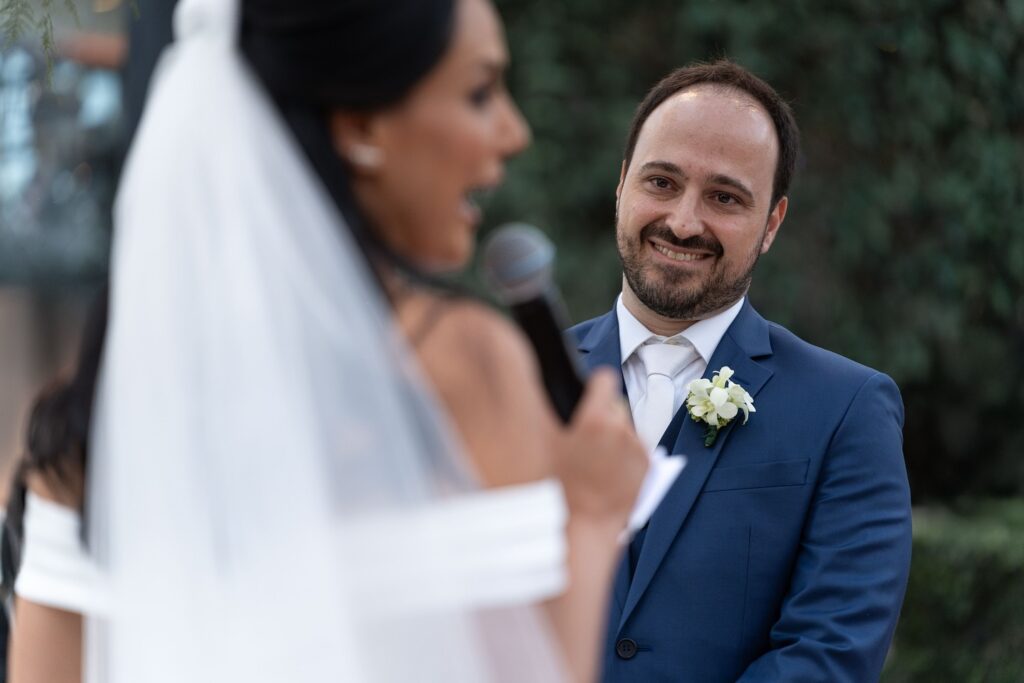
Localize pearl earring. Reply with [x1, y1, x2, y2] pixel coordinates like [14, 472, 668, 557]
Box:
[348, 144, 383, 169]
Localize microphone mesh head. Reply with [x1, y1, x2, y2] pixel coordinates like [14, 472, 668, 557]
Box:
[480, 223, 555, 305]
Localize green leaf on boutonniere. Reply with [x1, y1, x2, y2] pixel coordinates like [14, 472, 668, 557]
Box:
[703, 424, 720, 448]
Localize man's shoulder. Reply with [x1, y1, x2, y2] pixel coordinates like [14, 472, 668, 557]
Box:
[760, 316, 896, 393]
[567, 313, 605, 342]
[757, 316, 905, 442]
[568, 303, 899, 393]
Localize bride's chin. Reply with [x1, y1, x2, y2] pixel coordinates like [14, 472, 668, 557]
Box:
[406, 244, 473, 275]
[420, 253, 472, 275]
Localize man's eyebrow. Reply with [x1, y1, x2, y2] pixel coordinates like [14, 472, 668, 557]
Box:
[638, 161, 685, 177]
[708, 173, 755, 204]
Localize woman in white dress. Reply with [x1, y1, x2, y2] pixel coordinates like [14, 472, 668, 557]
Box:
[4, 0, 648, 681]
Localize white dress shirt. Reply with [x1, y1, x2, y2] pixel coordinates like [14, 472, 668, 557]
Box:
[617, 295, 746, 426]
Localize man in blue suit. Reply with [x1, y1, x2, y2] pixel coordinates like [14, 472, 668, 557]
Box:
[569, 60, 912, 682]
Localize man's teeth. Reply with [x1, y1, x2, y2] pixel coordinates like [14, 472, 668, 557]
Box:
[652, 243, 708, 262]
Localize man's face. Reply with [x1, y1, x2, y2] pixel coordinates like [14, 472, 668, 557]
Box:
[616, 85, 788, 322]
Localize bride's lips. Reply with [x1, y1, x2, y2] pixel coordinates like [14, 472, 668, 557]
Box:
[461, 195, 482, 227]
[460, 184, 499, 228]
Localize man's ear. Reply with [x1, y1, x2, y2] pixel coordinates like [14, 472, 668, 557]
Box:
[615, 160, 628, 214]
[760, 196, 788, 254]
[329, 111, 385, 173]
[616, 160, 627, 201]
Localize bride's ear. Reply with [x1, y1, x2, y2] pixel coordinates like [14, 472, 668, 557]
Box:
[329, 111, 385, 173]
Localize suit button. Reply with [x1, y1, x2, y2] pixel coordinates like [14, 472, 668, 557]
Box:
[615, 638, 638, 660]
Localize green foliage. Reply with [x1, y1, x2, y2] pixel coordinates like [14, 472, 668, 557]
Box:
[0, 0, 33, 47]
[882, 500, 1024, 682]
[1, 0, 78, 68]
[490, 0, 1024, 500]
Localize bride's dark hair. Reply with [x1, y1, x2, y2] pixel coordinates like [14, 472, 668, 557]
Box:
[2, 0, 458, 592]
[240, 0, 458, 290]
[2, 291, 106, 594]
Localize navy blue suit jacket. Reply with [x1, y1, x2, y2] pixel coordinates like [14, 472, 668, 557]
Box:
[569, 300, 912, 682]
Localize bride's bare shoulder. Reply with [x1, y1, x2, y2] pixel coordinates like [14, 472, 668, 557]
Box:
[399, 293, 535, 376]
[398, 293, 555, 485]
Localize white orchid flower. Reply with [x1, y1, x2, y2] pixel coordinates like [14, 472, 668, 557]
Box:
[684, 366, 756, 445]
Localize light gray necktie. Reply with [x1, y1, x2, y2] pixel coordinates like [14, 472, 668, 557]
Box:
[634, 341, 697, 452]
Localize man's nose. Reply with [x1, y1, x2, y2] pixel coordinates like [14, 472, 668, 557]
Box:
[664, 191, 705, 240]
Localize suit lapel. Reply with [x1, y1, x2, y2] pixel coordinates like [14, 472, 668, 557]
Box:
[577, 309, 622, 368]
[576, 308, 627, 394]
[618, 300, 774, 629]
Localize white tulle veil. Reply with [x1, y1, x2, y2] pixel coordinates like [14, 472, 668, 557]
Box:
[85, 0, 567, 680]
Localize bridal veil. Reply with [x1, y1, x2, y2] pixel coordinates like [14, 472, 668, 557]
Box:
[86, 0, 568, 679]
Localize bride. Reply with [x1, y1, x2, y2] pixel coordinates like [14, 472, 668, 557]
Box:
[6, 0, 647, 681]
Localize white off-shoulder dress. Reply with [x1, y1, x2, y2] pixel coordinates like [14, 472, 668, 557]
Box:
[14, 492, 108, 615]
[14, 479, 569, 619]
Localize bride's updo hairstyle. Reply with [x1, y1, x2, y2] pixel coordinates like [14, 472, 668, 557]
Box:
[239, 0, 457, 278]
[240, 0, 455, 110]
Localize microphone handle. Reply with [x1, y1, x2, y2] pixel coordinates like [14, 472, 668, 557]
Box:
[507, 296, 586, 424]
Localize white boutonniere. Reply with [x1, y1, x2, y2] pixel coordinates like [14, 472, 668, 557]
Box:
[685, 366, 755, 447]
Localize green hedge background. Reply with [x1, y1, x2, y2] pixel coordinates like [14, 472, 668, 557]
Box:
[889, 500, 1024, 681]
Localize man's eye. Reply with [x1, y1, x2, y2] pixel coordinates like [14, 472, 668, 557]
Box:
[714, 192, 737, 205]
[649, 177, 672, 190]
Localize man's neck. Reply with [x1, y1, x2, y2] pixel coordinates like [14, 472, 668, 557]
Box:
[620, 278, 740, 337]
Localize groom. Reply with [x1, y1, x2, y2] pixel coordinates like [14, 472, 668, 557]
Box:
[570, 60, 912, 682]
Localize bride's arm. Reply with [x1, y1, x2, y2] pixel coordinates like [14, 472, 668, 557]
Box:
[542, 370, 646, 682]
[9, 597, 82, 683]
[401, 297, 646, 682]
[8, 472, 84, 683]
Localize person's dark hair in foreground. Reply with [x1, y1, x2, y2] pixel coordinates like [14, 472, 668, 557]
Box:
[3, 292, 106, 595]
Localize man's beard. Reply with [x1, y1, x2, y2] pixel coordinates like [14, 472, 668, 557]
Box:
[617, 222, 763, 321]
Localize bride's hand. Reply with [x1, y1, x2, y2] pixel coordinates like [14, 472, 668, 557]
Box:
[555, 368, 647, 527]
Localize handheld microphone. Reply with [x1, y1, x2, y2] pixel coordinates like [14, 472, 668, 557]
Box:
[481, 223, 586, 423]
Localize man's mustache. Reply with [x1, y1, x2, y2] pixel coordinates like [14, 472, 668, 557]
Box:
[640, 224, 724, 257]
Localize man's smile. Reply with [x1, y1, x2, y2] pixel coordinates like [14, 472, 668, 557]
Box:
[649, 240, 715, 264]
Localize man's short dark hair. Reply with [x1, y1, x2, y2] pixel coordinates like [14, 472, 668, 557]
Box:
[623, 59, 800, 209]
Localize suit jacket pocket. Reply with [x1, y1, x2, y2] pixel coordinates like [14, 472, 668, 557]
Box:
[703, 459, 810, 492]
